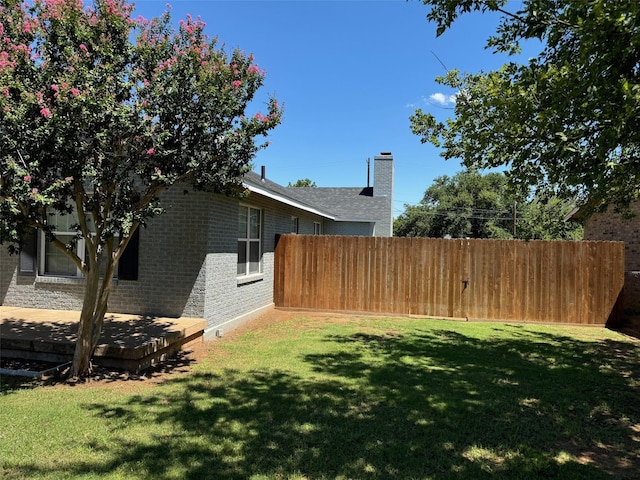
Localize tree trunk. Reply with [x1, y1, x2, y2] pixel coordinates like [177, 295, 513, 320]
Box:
[67, 230, 133, 379]
[69, 267, 100, 377]
[68, 262, 115, 378]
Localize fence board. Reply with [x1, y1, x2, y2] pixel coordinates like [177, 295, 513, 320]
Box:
[273, 235, 625, 325]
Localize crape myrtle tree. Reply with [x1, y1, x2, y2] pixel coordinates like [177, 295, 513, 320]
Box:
[410, 0, 640, 212]
[0, 0, 281, 377]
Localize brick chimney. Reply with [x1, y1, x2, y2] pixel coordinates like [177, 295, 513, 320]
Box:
[373, 152, 394, 236]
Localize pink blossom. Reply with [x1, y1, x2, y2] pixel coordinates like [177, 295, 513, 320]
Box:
[0, 51, 14, 69]
[247, 65, 261, 75]
[1, 87, 8, 98]
[51, 84, 59, 92]
[3, 106, 9, 112]
[232, 80, 242, 89]
[71, 88, 80, 97]
[40, 107, 52, 118]
[23, 175, 32, 181]
[147, 147, 155, 155]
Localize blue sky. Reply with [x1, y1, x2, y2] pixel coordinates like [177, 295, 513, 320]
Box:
[133, 0, 536, 216]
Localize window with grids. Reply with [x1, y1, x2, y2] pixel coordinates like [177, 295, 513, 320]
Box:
[42, 211, 81, 276]
[40, 211, 117, 277]
[238, 205, 262, 276]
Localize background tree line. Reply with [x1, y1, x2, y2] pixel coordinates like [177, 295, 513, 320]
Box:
[394, 169, 583, 240]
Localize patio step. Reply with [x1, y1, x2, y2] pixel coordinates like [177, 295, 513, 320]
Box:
[0, 306, 206, 373]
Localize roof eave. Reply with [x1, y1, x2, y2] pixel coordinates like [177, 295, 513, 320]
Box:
[244, 180, 336, 220]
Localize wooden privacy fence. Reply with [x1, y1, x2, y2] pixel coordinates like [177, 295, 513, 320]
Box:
[274, 235, 625, 325]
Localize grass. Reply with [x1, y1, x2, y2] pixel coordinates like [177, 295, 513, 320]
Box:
[1, 314, 639, 479]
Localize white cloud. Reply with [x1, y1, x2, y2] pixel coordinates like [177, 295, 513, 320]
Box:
[429, 92, 457, 107]
[406, 93, 458, 109]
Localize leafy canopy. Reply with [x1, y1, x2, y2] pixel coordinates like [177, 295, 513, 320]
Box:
[393, 169, 583, 240]
[0, 0, 281, 263]
[287, 178, 317, 188]
[411, 0, 640, 211]
[0, 0, 282, 378]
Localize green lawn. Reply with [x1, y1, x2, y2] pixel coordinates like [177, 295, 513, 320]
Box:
[1, 314, 639, 479]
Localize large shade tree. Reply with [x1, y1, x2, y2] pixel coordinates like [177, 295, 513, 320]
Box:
[395, 170, 514, 239]
[0, 0, 281, 377]
[410, 0, 640, 212]
[393, 169, 583, 240]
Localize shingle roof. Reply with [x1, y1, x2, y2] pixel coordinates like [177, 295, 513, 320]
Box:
[243, 171, 388, 223]
[285, 186, 387, 222]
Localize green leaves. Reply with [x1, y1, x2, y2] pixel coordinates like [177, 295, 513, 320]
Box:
[415, 0, 640, 211]
[0, 0, 281, 250]
[393, 170, 583, 240]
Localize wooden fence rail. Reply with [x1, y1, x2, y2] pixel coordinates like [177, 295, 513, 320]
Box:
[274, 235, 625, 325]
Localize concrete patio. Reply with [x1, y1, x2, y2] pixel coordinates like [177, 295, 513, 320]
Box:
[0, 306, 206, 373]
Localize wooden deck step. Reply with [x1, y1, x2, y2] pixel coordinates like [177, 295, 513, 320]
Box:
[0, 306, 206, 373]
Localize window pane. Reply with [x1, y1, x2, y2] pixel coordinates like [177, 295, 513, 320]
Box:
[238, 207, 248, 238]
[249, 241, 260, 274]
[45, 235, 77, 276]
[249, 208, 260, 239]
[49, 210, 96, 233]
[49, 211, 79, 232]
[237, 240, 247, 275]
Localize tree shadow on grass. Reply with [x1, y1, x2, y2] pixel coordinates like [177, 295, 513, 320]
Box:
[7, 325, 640, 479]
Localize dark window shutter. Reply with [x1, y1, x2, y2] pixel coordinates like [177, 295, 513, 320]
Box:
[118, 228, 139, 281]
[19, 229, 38, 275]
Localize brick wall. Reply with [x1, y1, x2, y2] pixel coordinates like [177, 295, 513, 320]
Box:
[0, 186, 210, 317]
[0, 251, 8, 305]
[0, 184, 337, 336]
[583, 202, 640, 312]
[202, 191, 331, 336]
[373, 154, 394, 237]
[324, 221, 374, 236]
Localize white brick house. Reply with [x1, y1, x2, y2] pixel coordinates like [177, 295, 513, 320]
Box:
[0, 153, 394, 338]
